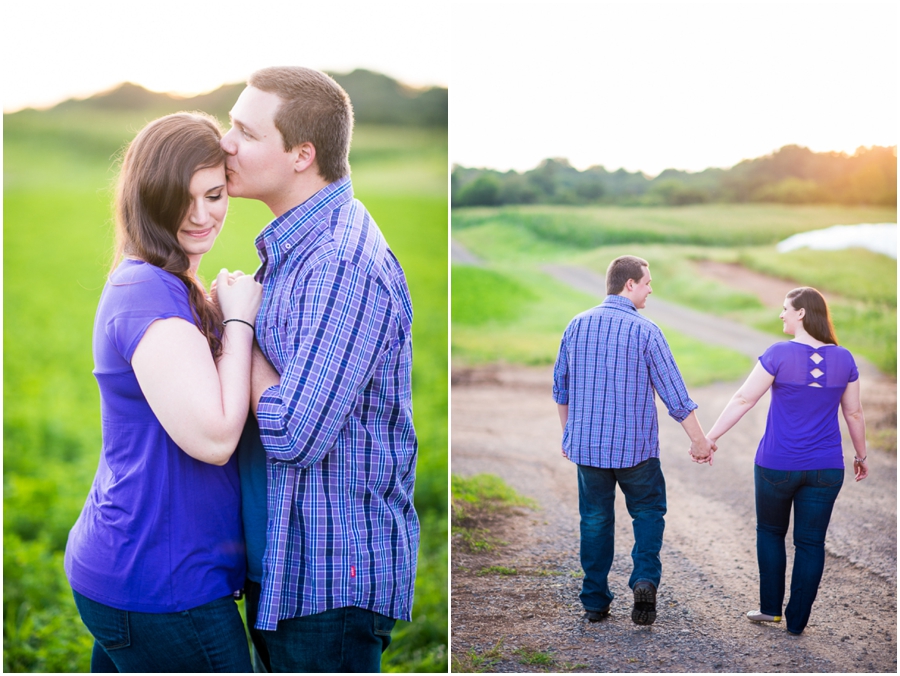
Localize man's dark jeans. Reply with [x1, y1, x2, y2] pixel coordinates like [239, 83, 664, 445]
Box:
[755, 464, 844, 634]
[244, 580, 395, 673]
[72, 590, 252, 672]
[577, 458, 667, 612]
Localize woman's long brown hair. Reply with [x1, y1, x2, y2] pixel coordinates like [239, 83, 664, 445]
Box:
[113, 112, 226, 357]
[786, 287, 839, 345]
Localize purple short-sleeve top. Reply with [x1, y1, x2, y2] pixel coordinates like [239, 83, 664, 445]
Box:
[64, 260, 245, 613]
[755, 341, 859, 471]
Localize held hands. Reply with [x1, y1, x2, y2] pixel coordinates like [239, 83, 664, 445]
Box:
[689, 436, 717, 465]
[215, 269, 262, 325]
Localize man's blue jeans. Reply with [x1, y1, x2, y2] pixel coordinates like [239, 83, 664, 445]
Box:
[72, 590, 252, 672]
[577, 458, 667, 612]
[755, 464, 844, 634]
[244, 580, 395, 673]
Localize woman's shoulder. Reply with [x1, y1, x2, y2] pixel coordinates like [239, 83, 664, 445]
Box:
[825, 343, 857, 365]
[104, 260, 191, 316]
[762, 340, 797, 357]
[109, 260, 189, 299]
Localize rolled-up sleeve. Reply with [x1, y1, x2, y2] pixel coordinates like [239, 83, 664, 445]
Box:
[256, 260, 392, 466]
[645, 329, 697, 422]
[552, 331, 570, 404]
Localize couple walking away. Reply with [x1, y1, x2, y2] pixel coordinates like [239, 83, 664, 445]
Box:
[64, 67, 419, 673]
[554, 255, 868, 634]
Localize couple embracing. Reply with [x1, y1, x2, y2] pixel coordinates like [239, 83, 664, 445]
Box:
[64, 67, 418, 672]
[554, 255, 869, 635]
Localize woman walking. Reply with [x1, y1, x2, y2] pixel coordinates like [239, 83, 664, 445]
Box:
[700, 286, 868, 635]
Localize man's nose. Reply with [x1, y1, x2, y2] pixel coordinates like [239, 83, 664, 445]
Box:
[220, 129, 236, 154]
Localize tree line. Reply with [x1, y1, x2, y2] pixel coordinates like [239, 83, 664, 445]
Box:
[49, 69, 447, 127]
[452, 145, 897, 208]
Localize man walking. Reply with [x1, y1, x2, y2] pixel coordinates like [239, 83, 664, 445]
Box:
[553, 255, 713, 626]
[221, 66, 419, 672]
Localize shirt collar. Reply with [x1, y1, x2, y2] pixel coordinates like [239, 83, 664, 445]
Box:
[602, 294, 637, 312]
[255, 176, 353, 260]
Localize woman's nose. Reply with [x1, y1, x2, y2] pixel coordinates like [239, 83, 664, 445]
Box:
[191, 203, 208, 224]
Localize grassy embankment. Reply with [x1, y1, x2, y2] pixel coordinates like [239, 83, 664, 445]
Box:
[4, 109, 448, 672]
[452, 204, 897, 381]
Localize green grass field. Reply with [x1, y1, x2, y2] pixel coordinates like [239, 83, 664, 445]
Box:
[452, 204, 896, 376]
[4, 111, 448, 672]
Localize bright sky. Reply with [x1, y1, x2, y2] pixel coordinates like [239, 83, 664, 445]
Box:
[3, 1, 448, 113]
[451, 1, 897, 177]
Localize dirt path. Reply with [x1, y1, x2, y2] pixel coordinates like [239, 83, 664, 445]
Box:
[451, 366, 896, 673]
[450, 244, 896, 672]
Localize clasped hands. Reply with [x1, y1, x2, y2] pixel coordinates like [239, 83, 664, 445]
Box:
[689, 437, 717, 465]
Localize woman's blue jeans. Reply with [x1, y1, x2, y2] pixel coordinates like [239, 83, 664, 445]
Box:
[755, 464, 844, 634]
[577, 458, 667, 612]
[72, 590, 252, 672]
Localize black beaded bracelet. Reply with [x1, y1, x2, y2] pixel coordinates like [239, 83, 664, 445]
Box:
[223, 318, 255, 330]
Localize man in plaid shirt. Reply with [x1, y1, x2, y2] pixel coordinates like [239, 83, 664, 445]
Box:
[553, 255, 714, 626]
[221, 66, 419, 672]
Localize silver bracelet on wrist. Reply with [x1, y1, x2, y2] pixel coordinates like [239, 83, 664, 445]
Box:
[854, 456, 867, 463]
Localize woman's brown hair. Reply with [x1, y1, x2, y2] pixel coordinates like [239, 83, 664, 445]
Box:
[786, 287, 839, 345]
[113, 112, 226, 356]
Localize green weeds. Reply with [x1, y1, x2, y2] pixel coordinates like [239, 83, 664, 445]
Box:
[451, 473, 536, 519]
[514, 647, 555, 666]
[476, 565, 518, 576]
[455, 527, 505, 553]
[451, 639, 505, 672]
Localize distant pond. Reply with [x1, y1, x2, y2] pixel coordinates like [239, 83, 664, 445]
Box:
[777, 223, 897, 259]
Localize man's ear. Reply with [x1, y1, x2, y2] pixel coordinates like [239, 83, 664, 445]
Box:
[292, 142, 317, 173]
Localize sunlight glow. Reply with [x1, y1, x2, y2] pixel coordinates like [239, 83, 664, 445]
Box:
[3, 1, 448, 113]
[451, 1, 897, 176]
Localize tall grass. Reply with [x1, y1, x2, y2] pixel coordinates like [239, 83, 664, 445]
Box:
[4, 112, 448, 672]
[453, 203, 896, 246]
[451, 264, 752, 386]
[452, 204, 897, 375]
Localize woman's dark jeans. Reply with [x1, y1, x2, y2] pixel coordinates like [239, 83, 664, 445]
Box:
[754, 464, 844, 634]
[72, 590, 252, 672]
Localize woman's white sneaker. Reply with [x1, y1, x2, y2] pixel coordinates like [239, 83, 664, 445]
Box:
[746, 610, 782, 622]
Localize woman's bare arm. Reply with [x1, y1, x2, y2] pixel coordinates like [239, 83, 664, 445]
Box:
[706, 361, 775, 443]
[840, 379, 868, 481]
[132, 271, 261, 465]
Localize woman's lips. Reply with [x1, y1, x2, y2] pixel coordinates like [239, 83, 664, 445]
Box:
[182, 227, 213, 238]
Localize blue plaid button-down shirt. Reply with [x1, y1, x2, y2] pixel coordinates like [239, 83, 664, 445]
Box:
[252, 177, 419, 630]
[553, 295, 697, 468]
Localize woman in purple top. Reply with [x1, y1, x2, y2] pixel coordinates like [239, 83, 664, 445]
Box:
[64, 113, 261, 671]
[701, 287, 868, 635]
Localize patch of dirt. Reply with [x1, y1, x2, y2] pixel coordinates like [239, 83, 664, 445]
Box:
[451, 364, 897, 673]
[692, 260, 802, 308]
